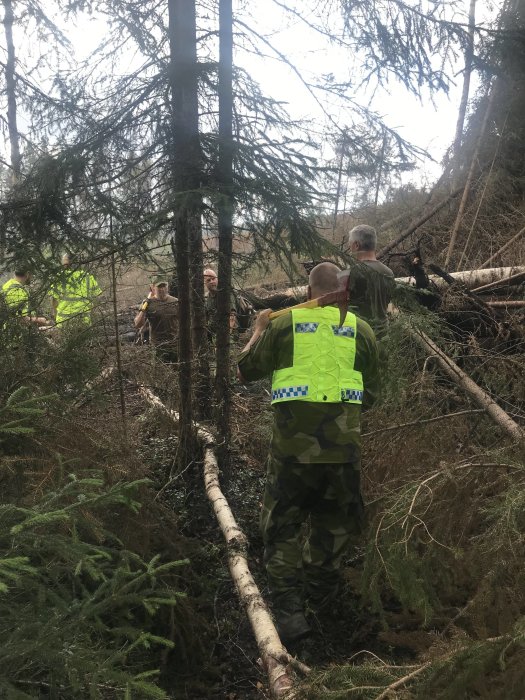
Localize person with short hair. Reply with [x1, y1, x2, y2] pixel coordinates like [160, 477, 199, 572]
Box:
[237, 262, 379, 646]
[346, 224, 395, 334]
[1, 269, 47, 326]
[134, 281, 179, 363]
[203, 268, 238, 338]
[49, 253, 102, 327]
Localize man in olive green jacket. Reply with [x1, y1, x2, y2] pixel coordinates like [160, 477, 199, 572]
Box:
[238, 263, 379, 645]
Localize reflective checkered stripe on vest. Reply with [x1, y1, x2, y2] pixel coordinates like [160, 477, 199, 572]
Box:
[1, 279, 29, 316]
[271, 307, 363, 405]
[55, 271, 93, 325]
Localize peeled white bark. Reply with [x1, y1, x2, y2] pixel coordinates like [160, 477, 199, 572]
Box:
[275, 267, 525, 302]
[395, 266, 525, 290]
[138, 386, 298, 698]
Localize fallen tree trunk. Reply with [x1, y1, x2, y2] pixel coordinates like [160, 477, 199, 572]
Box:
[396, 266, 525, 291]
[137, 385, 299, 698]
[410, 330, 524, 442]
[471, 269, 525, 294]
[272, 267, 525, 303]
[485, 300, 525, 308]
[480, 225, 525, 269]
[377, 186, 463, 260]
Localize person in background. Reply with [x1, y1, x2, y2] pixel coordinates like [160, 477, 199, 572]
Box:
[203, 268, 238, 339]
[134, 281, 178, 363]
[237, 262, 379, 647]
[346, 224, 395, 335]
[49, 253, 102, 327]
[1, 269, 47, 326]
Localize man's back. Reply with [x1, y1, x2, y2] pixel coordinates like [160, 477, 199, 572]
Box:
[349, 259, 394, 327]
[146, 295, 178, 346]
[238, 308, 379, 464]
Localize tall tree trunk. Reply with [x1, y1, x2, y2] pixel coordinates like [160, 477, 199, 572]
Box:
[216, 0, 234, 479]
[168, 0, 201, 465]
[451, 0, 476, 190]
[3, 0, 21, 178]
[2, 0, 20, 260]
[190, 202, 211, 420]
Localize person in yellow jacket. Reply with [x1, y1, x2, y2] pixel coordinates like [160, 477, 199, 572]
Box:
[238, 262, 379, 646]
[1, 269, 47, 326]
[49, 254, 102, 326]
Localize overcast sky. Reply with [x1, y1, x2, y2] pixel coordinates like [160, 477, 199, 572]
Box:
[4, 0, 498, 195]
[239, 0, 498, 186]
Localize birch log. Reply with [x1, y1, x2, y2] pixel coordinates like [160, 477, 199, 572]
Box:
[486, 300, 525, 308]
[395, 266, 525, 290]
[410, 331, 524, 442]
[272, 267, 525, 302]
[138, 386, 298, 698]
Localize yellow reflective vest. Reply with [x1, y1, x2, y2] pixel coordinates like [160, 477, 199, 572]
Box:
[271, 306, 364, 405]
[50, 270, 101, 326]
[1, 278, 29, 316]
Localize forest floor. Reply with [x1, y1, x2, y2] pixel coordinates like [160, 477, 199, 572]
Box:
[2, 290, 522, 700]
[129, 294, 525, 699]
[128, 312, 523, 699]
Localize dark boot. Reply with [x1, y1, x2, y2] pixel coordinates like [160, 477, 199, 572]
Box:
[275, 610, 312, 646]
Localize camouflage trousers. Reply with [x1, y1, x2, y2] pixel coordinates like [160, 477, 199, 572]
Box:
[260, 457, 364, 615]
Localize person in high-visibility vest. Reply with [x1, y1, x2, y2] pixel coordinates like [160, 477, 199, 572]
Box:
[49, 254, 102, 327]
[1, 269, 47, 326]
[237, 262, 379, 647]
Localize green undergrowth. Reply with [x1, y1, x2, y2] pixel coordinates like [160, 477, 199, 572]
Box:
[300, 309, 525, 699]
[0, 323, 205, 699]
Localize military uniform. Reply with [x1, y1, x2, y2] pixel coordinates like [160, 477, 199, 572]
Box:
[348, 259, 395, 337]
[238, 306, 379, 638]
[205, 289, 238, 338]
[144, 295, 179, 363]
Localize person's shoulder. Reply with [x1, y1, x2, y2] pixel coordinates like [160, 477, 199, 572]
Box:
[269, 312, 293, 334]
[166, 294, 178, 302]
[366, 260, 395, 277]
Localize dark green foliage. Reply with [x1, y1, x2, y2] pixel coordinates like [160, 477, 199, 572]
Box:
[0, 386, 53, 441]
[0, 467, 187, 699]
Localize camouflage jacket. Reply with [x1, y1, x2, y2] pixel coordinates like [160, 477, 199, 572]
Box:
[205, 290, 238, 335]
[238, 311, 379, 465]
[347, 260, 395, 335]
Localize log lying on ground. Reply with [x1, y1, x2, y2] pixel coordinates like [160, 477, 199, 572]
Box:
[269, 267, 525, 304]
[486, 300, 525, 308]
[471, 269, 525, 294]
[410, 330, 524, 442]
[395, 266, 525, 291]
[137, 385, 299, 699]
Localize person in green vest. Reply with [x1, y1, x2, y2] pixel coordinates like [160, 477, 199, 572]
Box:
[1, 269, 47, 326]
[237, 262, 379, 646]
[49, 254, 102, 327]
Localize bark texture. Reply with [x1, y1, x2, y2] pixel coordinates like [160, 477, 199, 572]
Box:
[215, 0, 234, 476]
[168, 0, 200, 460]
[138, 386, 298, 698]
